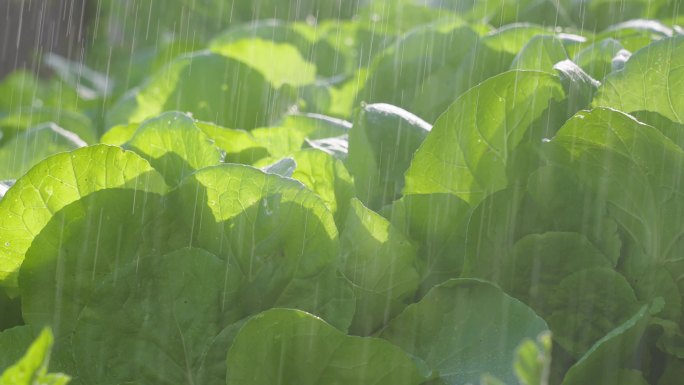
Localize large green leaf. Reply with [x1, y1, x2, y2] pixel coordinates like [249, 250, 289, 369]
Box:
[500, 232, 614, 315]
[593, 19, 676, 52]
[360, 20, 480, 122]
[288, 149, 355, 228]
[0, 123, 86, 180]
[593, 36, 684, 124]
[340, 198, 420, 335]
[381, 279, 548, 385]
[547, 108, 684, 279]
[170, 164, 354, 330]
[545, 267, 641, 357]
[0, 107, 96, 145]
[0, 145, 167, 290]
[561, 305, 652, 385]
[194, 121, 269, 165]
[124, 112, 221, 185]
[573, 38, 628, 80]
[19, 188, 172, 338]
[348, 103, 431, 209]
[462, 169, 621, 284]
[226, 308, 426, 385]
[279, 113, 352, 139]
[511, 35, 569, 72]
[211, 38, 316, 88]
[382, 193, 471, 295]
[210, 19, 351, 80]
[72, 248, 234, 385]
[106, 52, 297, 130]
[358, 0, 462, 36]
[404, 71, 565, 205]
[245, 114, 352, 161]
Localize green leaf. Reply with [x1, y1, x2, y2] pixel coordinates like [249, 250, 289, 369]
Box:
[279, 113, 352, 139]
[260, 157, 297, 177]
[500, 232, 614, 316]
[630, 110, 684, 151]
[106, 52, 297, 130]
[553, 60, 601, 113]
[561, 306, 651, 385]
[401, 24, 552, 130]
[0, 328, 69, 385]
[0, 123, 86, 180]
[593, 36, 684, 124]
[211, 38, 317, 88]
[360, 21, 480, 122]
[404, 71, 565, 205]
[19, 188, 171, 338]
[195, 121, 269, 165]
[124, 112, 221, 185]
[573, 38, 628, 80]
[358, 0, 461, 35]
[0, 326, 38, 371]
[0, 71, 45, 110]
[620, 239, 682, 322]
[43, 53, 111, 101]
[462, 174, 620, 285]
[72, 248, 235, 385]
[510, 35, 569, 72]
[100, 123, 139, 146]
[547, 108, 684, 278]
[0, 107, 96, 145]
[340, 198, 420, 335]
[209, 19, 351, 79]
[482, 24, 553, 55]
[594, 19, 675, 52]
[250, 126, 309, 158]
[226, 308, 426, 385]
[170, 164, 354, 330]
[303, 135, 348, 160]
[0, 288, 21, 331]
[382, 193, 471, 295]
[348, 103, 431, 209]
[248, 114, 351, 160]
[0, 145, 167, 290]
[659, 355, 684, 385]
[514, 332, 552, 385]
[525, 165, 622, 265]
[546, 268, 641, 357]
[288, 149, 355, 228]
[381, 279, 549, 385]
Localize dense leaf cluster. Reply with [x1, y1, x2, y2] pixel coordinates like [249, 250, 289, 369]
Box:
[1, 0, 684, 384]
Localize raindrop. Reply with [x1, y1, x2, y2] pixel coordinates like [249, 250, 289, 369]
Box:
[262, 199, 273, 216]
[4, 242, 10, 247]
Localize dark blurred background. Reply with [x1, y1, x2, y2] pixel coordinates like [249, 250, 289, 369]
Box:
[1, 0, 89, 79]
[0, 0, 362, 80]
[3, 0, 682, 82]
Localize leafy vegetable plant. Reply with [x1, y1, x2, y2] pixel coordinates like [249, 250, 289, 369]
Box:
[1, 0, 684, 384]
